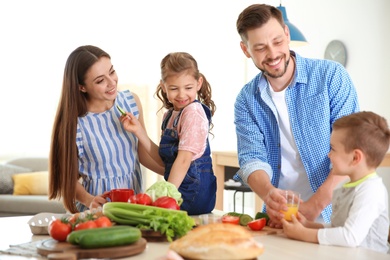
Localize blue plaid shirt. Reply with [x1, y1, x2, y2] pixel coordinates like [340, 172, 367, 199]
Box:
[234, 52, 359, 222]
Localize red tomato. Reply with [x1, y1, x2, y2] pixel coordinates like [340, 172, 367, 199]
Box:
[74, 220, 98, 231]
[94, 216, 112, 228]
[221, 215, 240, 225]
[152, 196, 180, 210]
[247, 218, 266, 231]
[135, 193, 152, 205]
[48, 219, 72, 242]
[128, 195, 138, 203]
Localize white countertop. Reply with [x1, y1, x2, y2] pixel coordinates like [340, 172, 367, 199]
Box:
[0, 215, 389, 260]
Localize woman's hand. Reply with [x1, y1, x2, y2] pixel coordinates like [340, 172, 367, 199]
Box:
[88, 193, 109, 209]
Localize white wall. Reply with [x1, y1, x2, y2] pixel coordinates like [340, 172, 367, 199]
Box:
[1, 0, 389, 160]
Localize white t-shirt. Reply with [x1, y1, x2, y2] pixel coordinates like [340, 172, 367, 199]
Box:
[269, 87, 313, 203]
[318, 174, 389, 253]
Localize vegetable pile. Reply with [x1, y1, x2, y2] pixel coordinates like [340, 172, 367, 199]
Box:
[103, 202, 195, 242]
[222, 211, 269, 231]
[48, 210, 113, 242]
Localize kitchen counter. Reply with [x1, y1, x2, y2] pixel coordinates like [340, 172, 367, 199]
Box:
[213, 151, 390, 212]
[0, 215, 389, 259]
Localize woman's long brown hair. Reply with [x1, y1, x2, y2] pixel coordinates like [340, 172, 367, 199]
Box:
[49, 45, 110, 213]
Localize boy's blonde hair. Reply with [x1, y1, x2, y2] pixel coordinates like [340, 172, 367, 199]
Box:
[332, 111, 390, 168]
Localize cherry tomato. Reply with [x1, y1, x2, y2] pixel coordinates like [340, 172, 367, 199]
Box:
[135, 193, 152, 205]
[152, 196, 180, 210]
[247, 218, 266, 231]
[94, 216, 112, 228]
[128, 195, 138, 203]
[74, 220, 97, 231]
[67, 213, 81, 227]
[48, 219, 72, 242]
[221, 215, 240, 225]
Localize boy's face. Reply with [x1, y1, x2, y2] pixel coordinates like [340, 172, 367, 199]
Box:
[328, 129, 354, 176]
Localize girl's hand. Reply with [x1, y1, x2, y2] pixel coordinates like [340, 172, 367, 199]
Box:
[119, 112, 142, 134]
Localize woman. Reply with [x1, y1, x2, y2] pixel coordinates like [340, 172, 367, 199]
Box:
[49, 45, 163, 213]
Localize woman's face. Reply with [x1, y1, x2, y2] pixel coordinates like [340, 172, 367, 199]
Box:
[80, 56, 118, 111]
[162, 72, 202, 111]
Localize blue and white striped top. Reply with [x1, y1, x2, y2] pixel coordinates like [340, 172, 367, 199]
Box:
[76, 90, 142, 212]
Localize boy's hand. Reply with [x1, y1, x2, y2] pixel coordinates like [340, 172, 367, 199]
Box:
[281, 214, 304, 240]
[282, 213, 319, 243]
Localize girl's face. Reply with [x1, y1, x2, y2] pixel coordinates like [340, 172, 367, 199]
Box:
[80, 57, 118, 112]
[162, 72, 202, 111]
[328, 129, 354, 177]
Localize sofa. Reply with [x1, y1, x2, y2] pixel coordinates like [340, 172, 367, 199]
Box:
[0, 157, 66, 217]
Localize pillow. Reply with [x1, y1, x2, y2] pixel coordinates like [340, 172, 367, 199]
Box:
[0, 164, 32, 194]
[12, 171, 49, 195]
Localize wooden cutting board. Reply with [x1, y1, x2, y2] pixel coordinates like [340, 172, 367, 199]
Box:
[247, 226, 283, 236]
[36, 238, 147, 259]
[141, 229, 169, 242]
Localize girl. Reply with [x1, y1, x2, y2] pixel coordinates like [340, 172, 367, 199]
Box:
[121, 52, 217, 215]
[49, 45, 163, 213]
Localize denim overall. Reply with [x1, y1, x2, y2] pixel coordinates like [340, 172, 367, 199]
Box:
[159, 101, 217, 215]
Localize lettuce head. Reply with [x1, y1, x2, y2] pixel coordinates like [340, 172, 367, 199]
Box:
[146, 180, 183, 205]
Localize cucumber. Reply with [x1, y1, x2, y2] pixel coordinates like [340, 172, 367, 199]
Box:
[78, 226, 141, 249]
[225, 212, 253, 226]
[67, 225, 126, 245]
[239, 214, 253, 226]
[255, 212, 270, 224]
[67, 226, 140, 248]
[116, 105, 127, 116]
[225, 212, 242, 217]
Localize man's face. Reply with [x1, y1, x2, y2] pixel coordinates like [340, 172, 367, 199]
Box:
[240, 18, 291, 79]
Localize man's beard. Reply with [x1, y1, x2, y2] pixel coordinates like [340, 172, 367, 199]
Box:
[258, 55, 290, 79]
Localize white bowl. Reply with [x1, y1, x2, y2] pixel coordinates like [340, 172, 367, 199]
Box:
[27, 212, 70, 235]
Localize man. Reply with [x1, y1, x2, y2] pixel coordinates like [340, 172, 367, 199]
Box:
[233, 4, 359, 227]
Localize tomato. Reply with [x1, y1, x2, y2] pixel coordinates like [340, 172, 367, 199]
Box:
[94, 216, 112, 228]
[74, 220, 98, 231]
[152, 196, 180, 210]
[128, 195, 138, 203]
[247, 218, 266, 231]
[48, 219, 72, 242]
[221, 215, 240, 225]
[135, 193, 152, 205]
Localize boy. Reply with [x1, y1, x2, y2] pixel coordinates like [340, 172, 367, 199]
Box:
[282, 111, 390, 254]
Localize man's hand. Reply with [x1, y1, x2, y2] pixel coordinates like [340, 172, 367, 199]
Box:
[297, 200, 322, 221]
[264, 188, 288, 228]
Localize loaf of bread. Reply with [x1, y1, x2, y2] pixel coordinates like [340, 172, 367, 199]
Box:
[169, 223, 264, 260]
